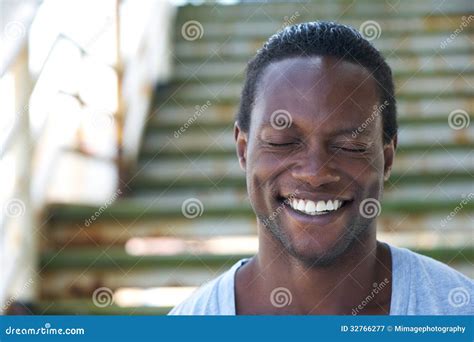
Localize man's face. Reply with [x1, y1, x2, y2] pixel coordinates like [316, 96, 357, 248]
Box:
[235, 56, 395, 267]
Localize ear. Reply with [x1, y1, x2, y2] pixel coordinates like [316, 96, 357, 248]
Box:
[383, 135, 397, 182]
[234, 121, 248, 172]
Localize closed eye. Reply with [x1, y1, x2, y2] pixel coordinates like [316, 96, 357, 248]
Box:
[268, 142, 295, 147]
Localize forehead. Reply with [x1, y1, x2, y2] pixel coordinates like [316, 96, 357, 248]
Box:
[251, 56, 380, 134]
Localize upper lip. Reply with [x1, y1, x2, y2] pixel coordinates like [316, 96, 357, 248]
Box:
[280, 191, 352, 203]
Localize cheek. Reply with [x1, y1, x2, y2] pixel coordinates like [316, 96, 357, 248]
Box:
[246, 152, 287, 211]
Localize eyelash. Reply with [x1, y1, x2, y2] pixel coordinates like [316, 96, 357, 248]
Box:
[337, 147, 367, 153]
[268, 142, 295, 147]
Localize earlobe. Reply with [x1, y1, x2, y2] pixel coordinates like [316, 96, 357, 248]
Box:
[234, 122, 247, 172]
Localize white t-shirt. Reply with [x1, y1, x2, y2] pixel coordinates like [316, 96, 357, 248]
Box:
[168, 244, 473, 315]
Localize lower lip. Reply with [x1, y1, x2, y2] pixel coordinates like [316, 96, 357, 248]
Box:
[281, 200, 351, 226]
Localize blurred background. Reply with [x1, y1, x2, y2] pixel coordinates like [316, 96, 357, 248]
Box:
[1, 0, 472, 315]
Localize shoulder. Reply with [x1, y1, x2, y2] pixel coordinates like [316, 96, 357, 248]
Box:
[167, 259, 248, 315]
[391, 245, 473, 315]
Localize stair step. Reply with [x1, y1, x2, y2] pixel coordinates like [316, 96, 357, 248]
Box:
[174, 34, 472, 61]
[174, 16, 473, 41]
[174, 56, 474, 83]
[43, 215, 474, 250]
[177, 1, 471, 20]
[155, 75, 473, 104]
[134, 151, 473, 188]
[150, 101, 473, 126]
[47, 183, 474, 222]
[141, 123, 473, 156]
[39, 247, 474, 270]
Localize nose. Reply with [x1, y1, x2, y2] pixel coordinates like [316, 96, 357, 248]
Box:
[291, 148, 340, 188]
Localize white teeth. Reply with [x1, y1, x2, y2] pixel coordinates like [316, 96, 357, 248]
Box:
[305, 200, 316, 212]
[326, 200, 334, 211]
[316, 201, 326, 212]
[287, 197, 345, 215]
[297, 199, 305, 211]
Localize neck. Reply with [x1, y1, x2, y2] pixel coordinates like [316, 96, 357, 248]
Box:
[250, 225, 388, 314]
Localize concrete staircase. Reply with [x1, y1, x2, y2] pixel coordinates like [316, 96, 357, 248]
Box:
[38, 0, 473, 314]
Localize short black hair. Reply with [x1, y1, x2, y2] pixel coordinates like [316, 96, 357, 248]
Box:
[236, 21, 397, 144]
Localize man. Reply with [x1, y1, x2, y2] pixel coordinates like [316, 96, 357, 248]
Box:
[169, 21, 473, 315]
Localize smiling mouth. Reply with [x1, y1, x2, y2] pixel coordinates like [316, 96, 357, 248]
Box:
[280, 197, 350, 216]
